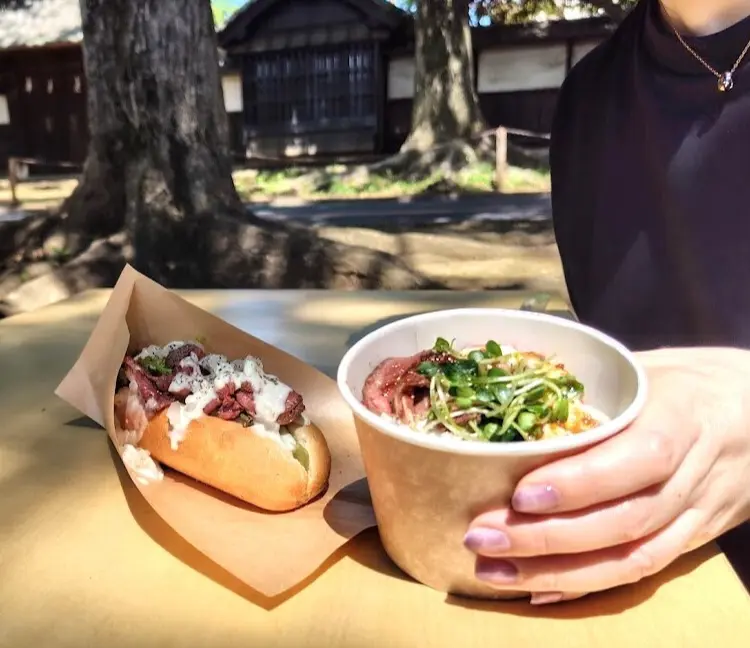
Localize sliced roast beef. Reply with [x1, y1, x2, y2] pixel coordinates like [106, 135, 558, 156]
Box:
[235, 390, 256, 416]
[235, 387, 304, 425]
[165, 343, 206, 369]
[214, 380, 239, 401]
[453, 412, 481, 426]
[278, 391, 305, 425]
[362, 350, 454, 419]
[215, 395, 243, 421]
[122, 357, 174, 416]
[362, 352, 422, 416]
[122, 347, 306, 428]
[202, 397, 221, 415]
[152, 372, 175, 393]
[391, 371, 431, 423]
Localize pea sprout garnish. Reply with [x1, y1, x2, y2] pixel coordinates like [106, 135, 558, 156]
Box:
[412, 337, 589, 442]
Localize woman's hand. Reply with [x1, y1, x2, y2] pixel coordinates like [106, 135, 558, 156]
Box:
[463, 347, 750, 605]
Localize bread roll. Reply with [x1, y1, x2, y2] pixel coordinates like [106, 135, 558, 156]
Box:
[114, 385, 332, 512]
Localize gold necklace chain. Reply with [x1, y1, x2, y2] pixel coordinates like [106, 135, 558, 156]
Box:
[664, 13, 750, 92]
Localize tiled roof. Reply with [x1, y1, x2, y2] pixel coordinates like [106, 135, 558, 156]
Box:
[0, 0, 82, 50]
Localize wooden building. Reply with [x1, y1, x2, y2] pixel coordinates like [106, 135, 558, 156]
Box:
[218, 0, 616, 161]
[0, 0, 88, 170]
[0, 0, 615, 171]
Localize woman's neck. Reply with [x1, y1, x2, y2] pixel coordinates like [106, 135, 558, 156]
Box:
[660, 0, 750, 36]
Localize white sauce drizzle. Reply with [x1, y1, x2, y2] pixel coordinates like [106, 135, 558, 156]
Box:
[138, 342, 294, 450]
[121, 444, 164, 484]
[135, 341, 192, 361]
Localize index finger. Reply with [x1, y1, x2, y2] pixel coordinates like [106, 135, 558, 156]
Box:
[510, 395, 695, 515]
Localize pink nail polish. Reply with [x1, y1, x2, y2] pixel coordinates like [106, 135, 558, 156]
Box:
[530, 592, 564, 606]
[475, 558, 519, 584]
[464, 527, 511, 553]
[512, 484, 560, 513]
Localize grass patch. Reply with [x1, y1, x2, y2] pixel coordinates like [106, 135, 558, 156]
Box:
[235, 162, 550, 203]
[1, 163, 550, 213]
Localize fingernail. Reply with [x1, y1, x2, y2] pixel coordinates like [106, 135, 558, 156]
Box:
[512, 484, 560, 513]
[464, 527, 511, 553]
[530, 592, 564, 606]
[475, 558, 519, 584]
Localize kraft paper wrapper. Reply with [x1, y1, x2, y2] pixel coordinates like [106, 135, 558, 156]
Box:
[54, 265, 376, 597]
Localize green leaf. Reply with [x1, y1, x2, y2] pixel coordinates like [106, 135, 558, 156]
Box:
[517, 411, 538, 432]
[456, 386, 476, 400]
[443, 359, 478, 384]
[496, 429, 521, 443]
[475, 388, 494, 403]
[492, 385, 514, 407]
[468, 350, 486, 364]
[554, 376, 585, 399]
[485, 340, 503, 357]
[552, 398, 569, 422]
[433, 337, 452, 353]
[524, 386, 547, 402]
[483, 421, 500, 438]
[139, 355, 171, 375]
[526, 404, 550, 418]
[416, 361, 440, 377]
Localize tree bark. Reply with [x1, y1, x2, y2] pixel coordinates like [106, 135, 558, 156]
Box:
[50, 0, 429, 291]
[61, 0, 243, 285]
[402, 0, 487, 153]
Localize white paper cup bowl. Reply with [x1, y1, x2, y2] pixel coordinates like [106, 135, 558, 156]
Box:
[336, 308, 647, 599]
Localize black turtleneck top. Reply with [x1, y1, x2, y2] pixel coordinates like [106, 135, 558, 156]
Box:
[551, 0, 750, 351]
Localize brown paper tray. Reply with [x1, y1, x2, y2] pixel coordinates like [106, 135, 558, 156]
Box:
[55, 265, 376, 597]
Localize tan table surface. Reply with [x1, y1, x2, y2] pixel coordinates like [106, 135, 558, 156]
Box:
[1, 289, 748, 648]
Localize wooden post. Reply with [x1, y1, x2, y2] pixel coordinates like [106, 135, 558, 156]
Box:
[8, 157, 20, 206]
[495, 126, 508, 193]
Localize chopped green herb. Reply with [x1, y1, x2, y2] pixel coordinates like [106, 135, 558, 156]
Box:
[139, 355, 171, 375]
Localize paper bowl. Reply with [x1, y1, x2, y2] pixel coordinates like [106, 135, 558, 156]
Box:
[336, 308, 647, 599]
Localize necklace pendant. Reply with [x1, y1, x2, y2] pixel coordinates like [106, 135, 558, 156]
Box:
[718, 71, 734, 92]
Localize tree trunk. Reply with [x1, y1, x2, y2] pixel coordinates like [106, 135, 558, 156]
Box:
[59, 0, 243, 285]
[47, 0, 430, 291]
[402, 0, 487, 153]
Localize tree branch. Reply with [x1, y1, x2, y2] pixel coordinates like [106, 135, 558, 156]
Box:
[585, 0, 628, 21]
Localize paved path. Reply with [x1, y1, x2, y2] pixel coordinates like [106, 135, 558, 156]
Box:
[2, 193, 552, 227]
[250, 193, 552, 227]
[0, 206, 27, 223]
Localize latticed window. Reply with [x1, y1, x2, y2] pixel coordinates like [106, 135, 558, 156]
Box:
[245, 42, 377, 134]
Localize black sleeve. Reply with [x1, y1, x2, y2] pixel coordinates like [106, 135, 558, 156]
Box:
[550, 53, 606, 320]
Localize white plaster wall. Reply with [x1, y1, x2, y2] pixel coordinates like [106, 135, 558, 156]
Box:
[387, 57, 415, 99]
[477, 44, 567, 92]
[0, 95, 9, 125]
[222, 74, 243, 113]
